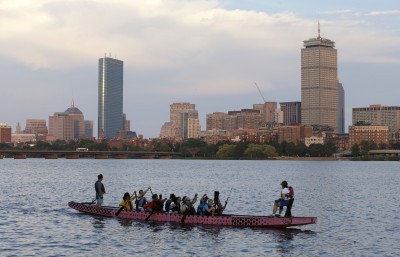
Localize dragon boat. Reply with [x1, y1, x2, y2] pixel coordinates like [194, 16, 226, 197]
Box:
[69, 201, 317, 228]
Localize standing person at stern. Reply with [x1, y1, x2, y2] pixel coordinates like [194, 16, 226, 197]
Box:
[95, 174, 106, 207]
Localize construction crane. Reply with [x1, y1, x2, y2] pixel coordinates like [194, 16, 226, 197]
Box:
[254, 82, 266, 103]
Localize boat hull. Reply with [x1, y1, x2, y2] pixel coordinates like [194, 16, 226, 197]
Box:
[69, 201, 316, 228]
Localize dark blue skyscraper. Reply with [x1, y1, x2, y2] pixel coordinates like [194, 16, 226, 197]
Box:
[98, 56, 123, 139]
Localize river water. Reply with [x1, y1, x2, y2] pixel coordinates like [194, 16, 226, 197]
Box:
[0, 159, 399, 256]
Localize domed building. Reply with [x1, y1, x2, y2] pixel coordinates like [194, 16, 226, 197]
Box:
[65, 100, 85, 140]
[49, 100, 86, 141]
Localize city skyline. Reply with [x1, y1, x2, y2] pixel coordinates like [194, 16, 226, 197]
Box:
[1, 0, 399, 138]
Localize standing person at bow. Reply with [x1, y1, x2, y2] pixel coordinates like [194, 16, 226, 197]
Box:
[271, 180, 291, 217]
[95, 174, 105, 207]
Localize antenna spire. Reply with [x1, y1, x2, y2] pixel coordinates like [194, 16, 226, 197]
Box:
[317, 17, 321, 39]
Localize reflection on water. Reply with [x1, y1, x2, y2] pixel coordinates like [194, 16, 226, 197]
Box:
[91, 216, 107, 229]
[0, 159, 399, 256]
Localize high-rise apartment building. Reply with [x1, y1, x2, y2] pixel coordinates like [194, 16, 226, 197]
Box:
[301, 25, 342, 132]
[352, 104, 400, 141]
[181, 109, 200, 139]
[49, 113, 73, 141]
[253, 102, 277, 123]
[98, 56, 124, 139]
[0, 123, 12, 143]
[160, 102, 201, 140]
[280, 102, 301, 126]
[170, 103, 195, 139]
[85, 120, 94, 138]
[24, 119, 48, 135]
[338, 82, 345, 133]
[49, 102, 86, 141]
[206, 112, 237, 131]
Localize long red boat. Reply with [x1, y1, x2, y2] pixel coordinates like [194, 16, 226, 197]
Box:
[69, 201, 317, 228]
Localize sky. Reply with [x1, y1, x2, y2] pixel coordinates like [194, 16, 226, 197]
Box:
[1, 0, 399, 138]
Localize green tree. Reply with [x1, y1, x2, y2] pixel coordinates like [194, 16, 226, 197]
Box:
[244, 144, 265, 159]
[351, 143, 360, 157]
[286, 142, 296, 156]
[295, 142, 308, 157]
[216, 144, 236, 159]
[263, 145, 278, 158]
[233, 141, 249, 159]
[360, 140, 371, 155]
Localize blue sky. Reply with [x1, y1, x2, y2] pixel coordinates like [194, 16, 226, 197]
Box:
[1, 0, 399, 138]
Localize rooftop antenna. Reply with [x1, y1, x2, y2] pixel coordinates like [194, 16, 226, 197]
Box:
[317, 17, 321, 39]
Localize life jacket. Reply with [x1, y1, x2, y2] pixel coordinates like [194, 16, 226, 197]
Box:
[197, 201, 206, 215]
[135, 197, 147, 211]
[288, 186, 294, 198]
[165, 199, 172, 212]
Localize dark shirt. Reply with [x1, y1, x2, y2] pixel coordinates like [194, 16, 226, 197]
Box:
[95, 180, 105, 198]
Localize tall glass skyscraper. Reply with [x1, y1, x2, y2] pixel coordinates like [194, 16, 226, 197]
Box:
[98, 56, 124, 139]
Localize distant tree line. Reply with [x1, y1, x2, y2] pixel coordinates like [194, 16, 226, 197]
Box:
[2, 138, 400, 160]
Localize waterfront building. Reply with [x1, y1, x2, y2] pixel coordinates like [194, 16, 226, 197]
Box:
[304, 136, 324, 147]
[278, 125, 313, 144]
[229, 109, 262, 130]
[160, 102, 200, 140]
[24, 119, 48, 135]
[15, 122, 21, 134]
[160, 122, 174, 138]
[206, 112, 236, 131]
[48, 101, 86, 141]
[11, 134, 36, 144]
[98, 56, 124, 139]
[301, 24, 343, 132]
[280, 102, 301, 126]
[253, 102, 277, 123]
[181, 109, 201, 139]
[349, 125, 389, 147]
[352, 104, 400, 141]
[338, 82, 345, 133]
[49, 113, 73, 141]
[85, 120, 94, 138]
[0, 123, 12, 143]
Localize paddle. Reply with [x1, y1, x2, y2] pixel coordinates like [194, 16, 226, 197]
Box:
[145, 211, 154, 221]
[115, 206, 124, 216]
[81, 199, 96, 205]
[181, 211, 188, 224]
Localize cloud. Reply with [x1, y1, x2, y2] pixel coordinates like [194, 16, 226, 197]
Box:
[1, 0, 400, 137]
[366, 10, 400, 16]
[319, 9, 354, 15]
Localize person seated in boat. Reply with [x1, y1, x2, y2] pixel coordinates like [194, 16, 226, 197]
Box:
[181, 194, 198, 215]
[169, 196, 182, 213]
[196, 194, 208, 215]
[272, 180, 291, 217]
[155, 194, 167, 212]
[201, 199, 216, 216]
[135, 187, 151, 211]
[165, 194, 177, 212]
[215, 198, 228, 215]
[143, 194, 166, 213]
[119, 192, 136, 211]
[143, 194, 159, 212]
